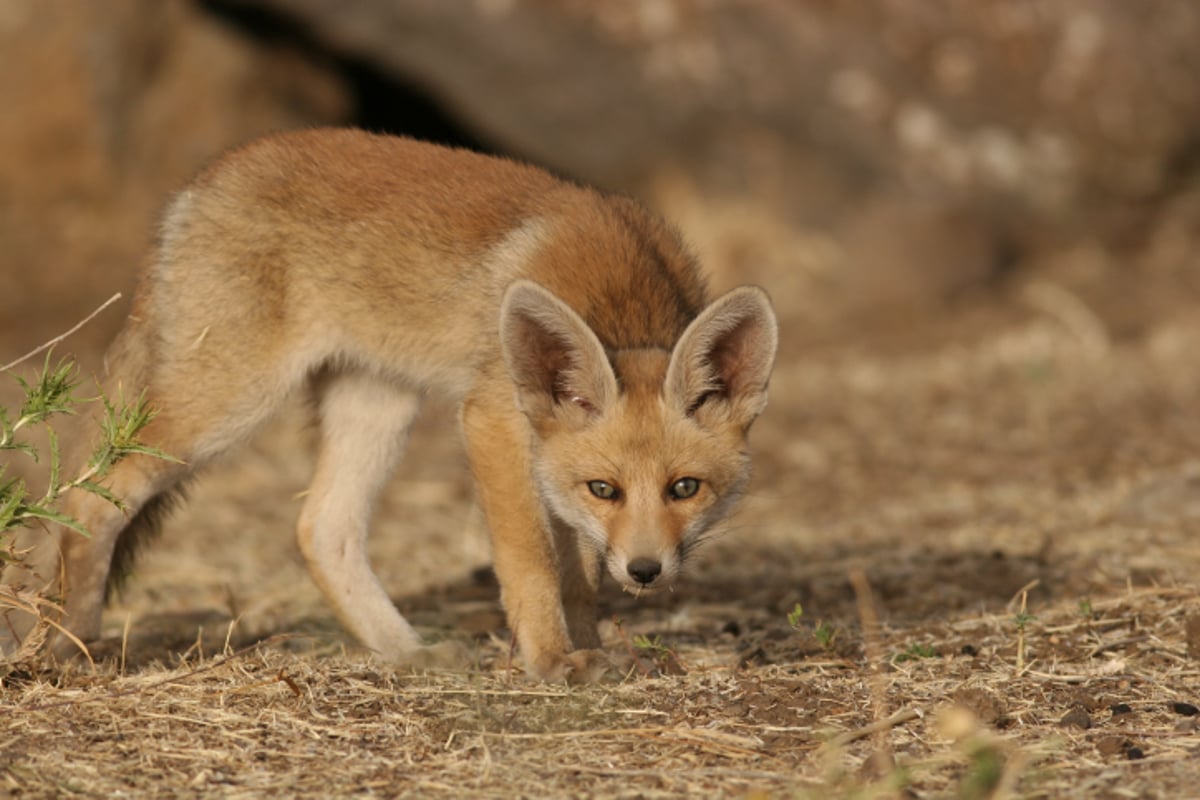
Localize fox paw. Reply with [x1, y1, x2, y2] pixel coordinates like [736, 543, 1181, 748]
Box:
[526, 648, 613, 685]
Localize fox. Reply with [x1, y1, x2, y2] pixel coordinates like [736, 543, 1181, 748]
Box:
[3, 128, 777, 681]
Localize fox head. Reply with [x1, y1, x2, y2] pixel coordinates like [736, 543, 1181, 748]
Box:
[500, 280, 778, 595]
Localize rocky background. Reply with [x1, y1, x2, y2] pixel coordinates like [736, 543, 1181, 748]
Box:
[2, 0, 1197, 357]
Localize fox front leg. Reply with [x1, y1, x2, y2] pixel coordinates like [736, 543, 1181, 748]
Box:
[461, 392, 600, 681]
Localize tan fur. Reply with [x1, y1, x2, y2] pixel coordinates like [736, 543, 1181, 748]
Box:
[5, 129, 778, 681]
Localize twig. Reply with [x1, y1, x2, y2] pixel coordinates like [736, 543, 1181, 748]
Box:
[1084, 634, 1150, 658]
[823, 707, 922, 750]
[1084, 728, 1200, 739]
[120, 614, 131, 676]
[1024, 667, 1132, 684]
[0, 292, 122, 372]
[848, 567, 898, 779]
[1015, 587, 1035, 675]
[0, 587, 94, 668]
[276, 669, 303, 698]
[1006, 579, 1041, 613]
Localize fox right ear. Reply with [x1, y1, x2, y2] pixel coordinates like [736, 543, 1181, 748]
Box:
[499, 281, 618, 427]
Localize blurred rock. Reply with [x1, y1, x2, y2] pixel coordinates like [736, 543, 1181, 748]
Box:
[0, 0, 348, 357]
[3, 0, 1200, 354]
[243, 1, 1199, 209]
[238, 0, 1200, 315]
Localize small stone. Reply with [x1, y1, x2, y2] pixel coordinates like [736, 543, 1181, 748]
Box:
[857, 750, 897, 782]
[1060, 707, 1093, 729]
[952, 687, 1006, 725]
[1069, 689, 1100, 711]
[1096, 736, 1131, 757]
[1110, 703, 1133, 716]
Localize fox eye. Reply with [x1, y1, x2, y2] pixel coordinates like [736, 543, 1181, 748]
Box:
[587, 480, 619, 500]
[668, 477, 701, 500]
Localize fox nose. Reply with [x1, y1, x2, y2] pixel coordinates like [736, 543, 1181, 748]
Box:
[627, 557, 662, 585]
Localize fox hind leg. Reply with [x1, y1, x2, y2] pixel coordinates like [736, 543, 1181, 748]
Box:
[297, 371, 448, 664]
[54, 447, 188, 656]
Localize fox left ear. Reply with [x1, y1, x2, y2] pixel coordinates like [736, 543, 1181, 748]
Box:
[665, 286, 778, 429]
[500, 280, 618, 427]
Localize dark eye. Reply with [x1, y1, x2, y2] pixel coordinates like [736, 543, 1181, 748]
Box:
[669, 477, 700, 500]
[588, 480, 619, 500]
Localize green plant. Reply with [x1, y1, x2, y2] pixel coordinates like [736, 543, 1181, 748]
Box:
[813, 619, 838, 650]
[0, 353, 170, 545]
[1077, 598, 1093, 620]
[892, 642, 938, 663]
[1, 350, 172, 661]
[787, 602, 838, 651]
[625, 631, 686, 676]
[1012, 607, 1037, 674]
[631, 633, 668, 656]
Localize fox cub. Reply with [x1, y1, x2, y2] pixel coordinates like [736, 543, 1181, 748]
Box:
[9, 129, 777, 681]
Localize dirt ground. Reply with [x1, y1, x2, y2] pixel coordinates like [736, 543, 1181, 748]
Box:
[3, 185, 1200, 798]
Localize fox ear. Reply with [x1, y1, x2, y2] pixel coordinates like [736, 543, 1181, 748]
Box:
[665, 286, 778, 429]
[500, 280, 618, 425]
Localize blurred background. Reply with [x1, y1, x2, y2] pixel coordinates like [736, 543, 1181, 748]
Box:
[2, 0, 1197, 358]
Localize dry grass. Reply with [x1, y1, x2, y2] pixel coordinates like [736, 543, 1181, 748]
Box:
[4, 190, 1200, 798]
[4, 581, 1199, 798]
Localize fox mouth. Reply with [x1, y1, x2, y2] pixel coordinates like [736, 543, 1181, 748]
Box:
[617, 579, 674, 598]
[607, 553, 679, 596]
